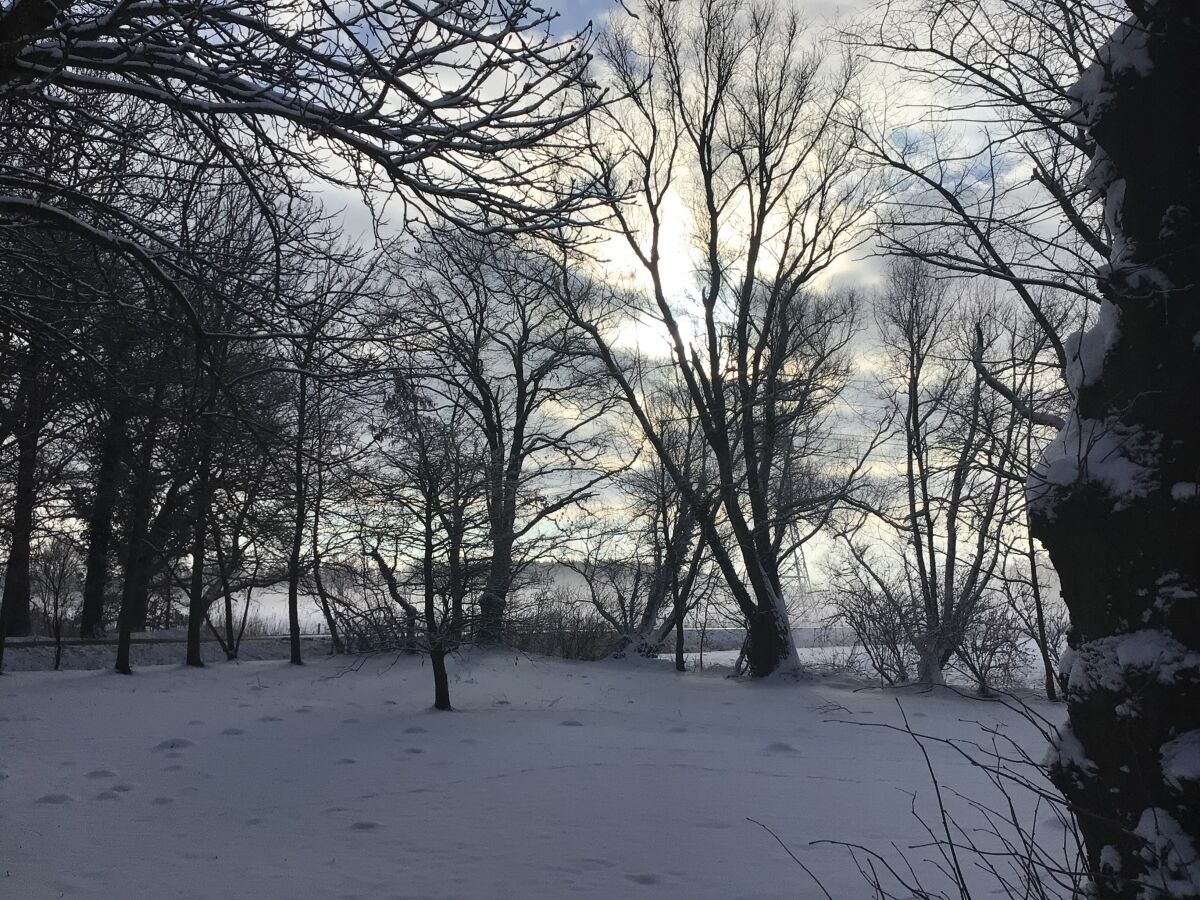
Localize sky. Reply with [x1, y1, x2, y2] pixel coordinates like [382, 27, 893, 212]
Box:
[551, 0, 871, 34]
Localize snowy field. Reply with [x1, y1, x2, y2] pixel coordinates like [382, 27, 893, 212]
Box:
[0, 653, 1065, 899]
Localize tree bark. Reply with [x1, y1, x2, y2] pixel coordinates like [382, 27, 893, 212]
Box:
[115, 459, 155, 675]
[286, 349, 312, 667]
[1032, 7, 1200, 896]
[79, 407, 125, 638]
[477, 531, 513, 646]
[0, 362, 41, 641]
[185, 432, 210, 667]
[424, 508, 451, 711]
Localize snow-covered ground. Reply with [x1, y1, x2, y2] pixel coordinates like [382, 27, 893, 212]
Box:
[0, 652, 1066, 899]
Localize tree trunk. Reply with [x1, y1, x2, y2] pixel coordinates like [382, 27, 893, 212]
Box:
[115, 467, 155, 675]
[744, 597, 799, 679]
[287, 356, 312, 667]
[1032, 8, 1200, 896]
[79, 408, 125, 638]
[424, 509, 451, 711]
[477, 533, 513, 646]
[0, 380, 40, 641]
[674, 606, 685, 673]
[1026, 519, 1058, 702]
[185, 433, 210, 667]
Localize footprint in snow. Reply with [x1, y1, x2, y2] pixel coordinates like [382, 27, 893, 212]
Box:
[294, 707, 313, 714]
[626, 874, 660, 886]
[324, 806, 348, 814]
[560, 720, 584, 727]
[765, 741, 798, 753]
[111, 784, 135, 793]
[153, 738, 194, 752]
[403, 726, 426, 734]
[94, 791, 120, 801]
[668, 726, 688, 734]
[221, 728, 246, 736]
[341, 718, 360, 725]
[384, 700, 397, 706]
[258, 716, 283, 723]
[152, 797, 174, 806]
[459, 738, 479, 745]
[245, 817, 264, 826]
[334, 758, 356, 765]
[85, 769, 117, 779]
[37, 793, 73, 804]
[350, 821, 381, 832]
[0, 770, 8, 782]
[161, 764, 184, 772]
[402, 748, 424, 755]
[188, 720, 204, 726]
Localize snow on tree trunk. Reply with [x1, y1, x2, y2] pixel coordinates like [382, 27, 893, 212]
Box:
[1029, 5, 1200, 896]
[745, 584, 801, 679]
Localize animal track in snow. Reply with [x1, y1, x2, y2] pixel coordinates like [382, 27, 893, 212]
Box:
[152, 738, 194, 752]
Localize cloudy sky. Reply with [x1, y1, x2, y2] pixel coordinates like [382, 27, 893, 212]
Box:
[552, 0, 869, 34]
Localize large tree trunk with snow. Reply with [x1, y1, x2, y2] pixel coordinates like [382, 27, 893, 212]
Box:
[1031, 6, 1200, 896]
[744, 604, 800, 680]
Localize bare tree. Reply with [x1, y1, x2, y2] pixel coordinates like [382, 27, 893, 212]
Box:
[399, 230, 619, 644]
[30, 536, 83, 671]
[831, 260, 1026, 688]
[564, 0, 884, 677]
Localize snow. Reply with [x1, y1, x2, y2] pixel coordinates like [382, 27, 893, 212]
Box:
[1171, 482, 1199, 502]
[1065, 630, 1200, 697]
[0, 653, 1062, 899]
[1029, 414, 1156, 514]
[1161, 730, 1200, 792]
[1134, 808, 1200, 898]
[1068, 16, 1153, 128]
[1064, 300, 1121, 392]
